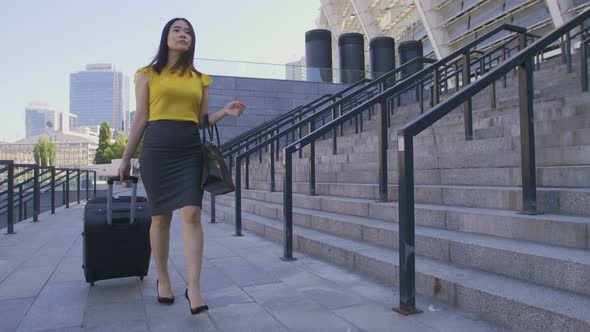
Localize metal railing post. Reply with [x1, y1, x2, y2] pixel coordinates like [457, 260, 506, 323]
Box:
[308, 121, 316, 196]
[291, 119, 296, 144]
[419, 82, 425, 114]
[259, 138, 263, 163]
[581, 32, 588, 92]
[394, 133, 421, 315]
[6, 161, 15, 234]
[455, 63, 461, 91]
[18, 184, 23, 222]
[210, 194, 216, 223]
[432, 67, 440, 105]
[270, 138, 276, 192]
[332, 105, 338, 155]
[76, 170, 81, 204]
[234, 157, 243, 236]
[65, 170, 70, 208]
[339, 103, 344, 136]
[298, 113, 303, 158]
[85, 170, 89, 201]
[50, 167, 55, 214]
[228, 154, 234, 175]
[275, 127, 280, 162]
[387, 98, 393, 128]
[462, 53, 473, 140]
[377, 97, 389, 202]
[561, 36, 567, 64]
[92, 171, 96, 198]
[282, 150, 295, 261]
[518, 51, 539, 214]
[491, 80, 497, 109]
[360, 110, 364, 133]
[33, 165, 39, 222]
[566, 32, 573, 73]
[245, 155, 250, 190]
[503, 48, 508, 88]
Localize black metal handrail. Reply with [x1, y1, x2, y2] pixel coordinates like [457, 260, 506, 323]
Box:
[222, 95, 330, 150]
[227, 24, 532, 249]
[226, 55, 434, 183]
[236, 23, 528, 162]
[222, 94, 340, 158]
[223, 78, 392, 162]
[222, 77, 371, 153]
[0, 160, 97, 233]
[224, 25, 527, 167]
[234, 22, 549, 311]
[222, 78, 373, 150]
[394, 9, 590, 315]
[229, 56, 439, 235]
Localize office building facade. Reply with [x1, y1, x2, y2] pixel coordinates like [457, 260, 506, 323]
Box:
[70, 64, 129, 135]
[25, 103, 78, 137]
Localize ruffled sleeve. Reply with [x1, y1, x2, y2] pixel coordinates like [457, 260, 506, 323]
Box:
[201, 73, 212, 87]
[135, 66, 152, 82]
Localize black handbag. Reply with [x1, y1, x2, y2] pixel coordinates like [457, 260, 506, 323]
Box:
[201, 122, 235, 195]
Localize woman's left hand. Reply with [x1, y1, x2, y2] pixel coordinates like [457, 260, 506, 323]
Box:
[224, 101, 246, 117]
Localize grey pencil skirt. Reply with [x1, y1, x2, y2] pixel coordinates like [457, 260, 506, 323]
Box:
[140, 120, 204, 216]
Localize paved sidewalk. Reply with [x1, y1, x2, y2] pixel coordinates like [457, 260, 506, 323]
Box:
[0, 187, 503, 332]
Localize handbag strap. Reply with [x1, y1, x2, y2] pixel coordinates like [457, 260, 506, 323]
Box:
[201, 114, 221, 146]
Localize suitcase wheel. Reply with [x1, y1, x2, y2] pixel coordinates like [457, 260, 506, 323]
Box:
[90, 282, 95, 286]
[139, 276, 144, 281]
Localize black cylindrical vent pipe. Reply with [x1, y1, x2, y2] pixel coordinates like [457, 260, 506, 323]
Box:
[339, 33, 365, 84]
[305, 29, 333, 82]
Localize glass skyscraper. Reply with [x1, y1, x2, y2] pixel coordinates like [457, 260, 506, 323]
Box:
[25, 102, 79, 137]
[25, 103, 51, 137]
[69, 64, 129, 134]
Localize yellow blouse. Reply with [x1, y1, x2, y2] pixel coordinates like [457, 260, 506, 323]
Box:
[137, 66, 212, 123]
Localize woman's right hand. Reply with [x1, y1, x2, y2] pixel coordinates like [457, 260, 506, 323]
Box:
[118, 158, 131, 182]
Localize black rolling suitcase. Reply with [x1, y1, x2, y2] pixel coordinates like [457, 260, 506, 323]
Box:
[82, 176, 152, 286]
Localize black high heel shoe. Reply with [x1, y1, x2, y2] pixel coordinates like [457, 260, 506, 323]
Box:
[185, 288, 209, 315]
[156, 280, 175, 304]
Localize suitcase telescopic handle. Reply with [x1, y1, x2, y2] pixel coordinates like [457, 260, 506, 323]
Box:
[106, 176, 139, 225]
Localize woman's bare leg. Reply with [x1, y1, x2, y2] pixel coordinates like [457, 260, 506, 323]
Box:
[150, 212, 173, 298]
[179, 205, 205, 307]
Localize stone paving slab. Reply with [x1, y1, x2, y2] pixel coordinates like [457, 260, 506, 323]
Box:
[0, 187, 504, 332]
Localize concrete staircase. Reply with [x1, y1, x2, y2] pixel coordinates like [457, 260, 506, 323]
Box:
[204, 53, 590, 331]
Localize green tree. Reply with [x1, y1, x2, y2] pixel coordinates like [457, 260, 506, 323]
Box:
[105, 132, 127, 161]
[32, 138, 56, 166]
[94, 122, 112, 164]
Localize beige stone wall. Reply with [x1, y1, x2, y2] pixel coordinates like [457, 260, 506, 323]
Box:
[0, 142, 97, 168]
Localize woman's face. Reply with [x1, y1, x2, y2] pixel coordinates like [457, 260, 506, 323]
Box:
[167, 20, 192, 52]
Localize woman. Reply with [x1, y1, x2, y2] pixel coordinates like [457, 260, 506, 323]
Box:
[118, 17, 245, 315]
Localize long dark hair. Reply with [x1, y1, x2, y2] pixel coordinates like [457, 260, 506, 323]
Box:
[148, 18, 201, 77]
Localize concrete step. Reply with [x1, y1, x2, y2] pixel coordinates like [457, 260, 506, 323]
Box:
[332, 164, 590, 188]
[312, 96, 570, 145]
[247, 163, 590, 190]
[207, 195, 590, 296]
[441, 165, 590, 187]
[241, 180, 590, 217]
[297, 108, 590, 163]
[428, 108, 590, 142]
[204, 203, 590, 332]
[245, 56, 582, 157]
[300, 108, 589, 161]
[253, 142, 590, 177]
[209, 189, 590, 250]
